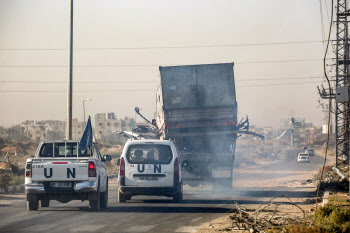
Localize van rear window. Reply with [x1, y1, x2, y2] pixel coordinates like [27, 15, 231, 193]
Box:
[126, 144, 173, 164]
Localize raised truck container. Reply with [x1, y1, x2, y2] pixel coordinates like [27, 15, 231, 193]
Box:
[156, 63, 238, 191]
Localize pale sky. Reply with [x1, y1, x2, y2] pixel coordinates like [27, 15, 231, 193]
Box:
[0, 0, 333, 128]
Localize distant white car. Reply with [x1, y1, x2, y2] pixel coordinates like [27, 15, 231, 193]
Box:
[297, 153, 310, 163]
[305, 148, 315, 156]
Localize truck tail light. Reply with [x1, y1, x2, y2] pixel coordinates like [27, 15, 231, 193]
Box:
[120, 157, 125, 177]
[174, 158, 179, 177]
[88, 161, 96, 177]
[25, 163, 32, 177]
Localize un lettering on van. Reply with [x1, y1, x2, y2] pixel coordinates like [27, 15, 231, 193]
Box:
[43, 168, 76, 178]
[137, 164, 161, 173]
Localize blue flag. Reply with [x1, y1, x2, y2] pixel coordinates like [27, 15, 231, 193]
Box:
[79, 116, 93, 153]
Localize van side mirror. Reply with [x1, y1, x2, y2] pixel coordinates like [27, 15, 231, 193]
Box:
[181, 160, 188, 167]
[117, 158, 121, 166]
[103, 155, 112, 162]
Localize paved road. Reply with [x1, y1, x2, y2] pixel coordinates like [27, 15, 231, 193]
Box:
[0, 186, 236, 233]
[0, 149, 325, 233]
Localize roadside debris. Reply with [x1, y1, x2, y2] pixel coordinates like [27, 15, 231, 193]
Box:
[226, 195, 310, 232]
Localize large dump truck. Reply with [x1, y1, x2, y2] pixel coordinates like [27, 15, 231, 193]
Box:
[155, 63, 238, 190]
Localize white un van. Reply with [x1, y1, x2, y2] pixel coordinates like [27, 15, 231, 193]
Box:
[117, 139, 185, 203]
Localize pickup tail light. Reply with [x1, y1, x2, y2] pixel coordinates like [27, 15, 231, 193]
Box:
[120, 157, 125, 177]
[88, 161, 96, 177]
[25, 163, 32, 177]
[174, 158, 179, 177]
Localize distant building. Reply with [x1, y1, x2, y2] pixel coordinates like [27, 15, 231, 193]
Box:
[21, 121, 46, 141]
[95, 113, 135, 139]
[72, 118, 85, 140]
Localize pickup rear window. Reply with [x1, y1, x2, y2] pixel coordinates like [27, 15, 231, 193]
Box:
[126, 144, 173, 164]
[39, 143, 91, 157]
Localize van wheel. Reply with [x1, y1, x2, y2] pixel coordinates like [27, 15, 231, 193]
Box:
[27, 200, 38, 211]
[89, 184, 101, 211]
[173, 192, 183, 203]
[100, 182, 108, 208]
[118, 190, 126, 203]
[41, 199, 50, 207]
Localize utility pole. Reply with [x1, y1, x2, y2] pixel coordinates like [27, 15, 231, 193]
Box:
[66, 0, 74, 140]
[83, 99, 92, 126]
[320, 1, 350, 178]
[335, 0, 350, 174]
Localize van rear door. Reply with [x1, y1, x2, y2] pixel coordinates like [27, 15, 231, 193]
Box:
[124, 143, 174, 187]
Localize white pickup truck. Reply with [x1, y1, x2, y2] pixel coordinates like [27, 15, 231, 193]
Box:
[25, 140, 111, 211]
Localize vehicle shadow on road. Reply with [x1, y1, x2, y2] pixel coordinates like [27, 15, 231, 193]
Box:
[234, 190, 315, 198]
[140, 199, 235, 204]
[35, 205, 232, 213]
[100, 206, 232, 213]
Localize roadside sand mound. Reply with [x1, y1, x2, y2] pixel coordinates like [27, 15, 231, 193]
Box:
[0, 162, 11, 170]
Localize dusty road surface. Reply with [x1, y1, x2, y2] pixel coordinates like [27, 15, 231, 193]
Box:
[0, 149, 330, 233]
[197, 149, 334, 232]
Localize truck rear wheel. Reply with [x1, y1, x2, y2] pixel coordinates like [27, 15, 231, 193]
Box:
[100, 182, 108, 208]
[89, 184, 101, 211]
[27, 200, 38, 211]
[118, 189, 126, 203]
[41, 199, 50, 207]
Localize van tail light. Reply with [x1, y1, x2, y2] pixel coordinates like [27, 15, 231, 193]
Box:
[25, 163, 32, 177]
[174, 158, 179, 177]
[119, 157, 125, 186]
[88, 161, 96, 177]
[120, 157, 125, 177]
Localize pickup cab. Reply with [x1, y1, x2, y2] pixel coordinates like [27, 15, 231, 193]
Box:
[25, 140, 111, 211]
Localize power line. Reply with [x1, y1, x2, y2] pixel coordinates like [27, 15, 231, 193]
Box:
[0, 80, 322, 93]
[0, 76, 323, 84]
[0, 58, 332, 68]
[237, 80, 320, 88]
[0, 40, 325, 51]
[0, 80, 158, 84]
[0, 89, 155, 93]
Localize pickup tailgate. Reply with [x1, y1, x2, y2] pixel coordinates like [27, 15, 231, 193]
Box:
[31, 160, 89, 182]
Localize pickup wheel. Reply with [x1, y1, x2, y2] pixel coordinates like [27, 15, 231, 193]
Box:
[41, 199, 50, 207]
[27, 200, 38, 211]
[100, 182, 108, 208]
[89, 183, 101, 211]
[118, 189, 126, 203]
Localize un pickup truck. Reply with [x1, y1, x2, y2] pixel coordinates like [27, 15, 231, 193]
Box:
[25, 140, 111, 211]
